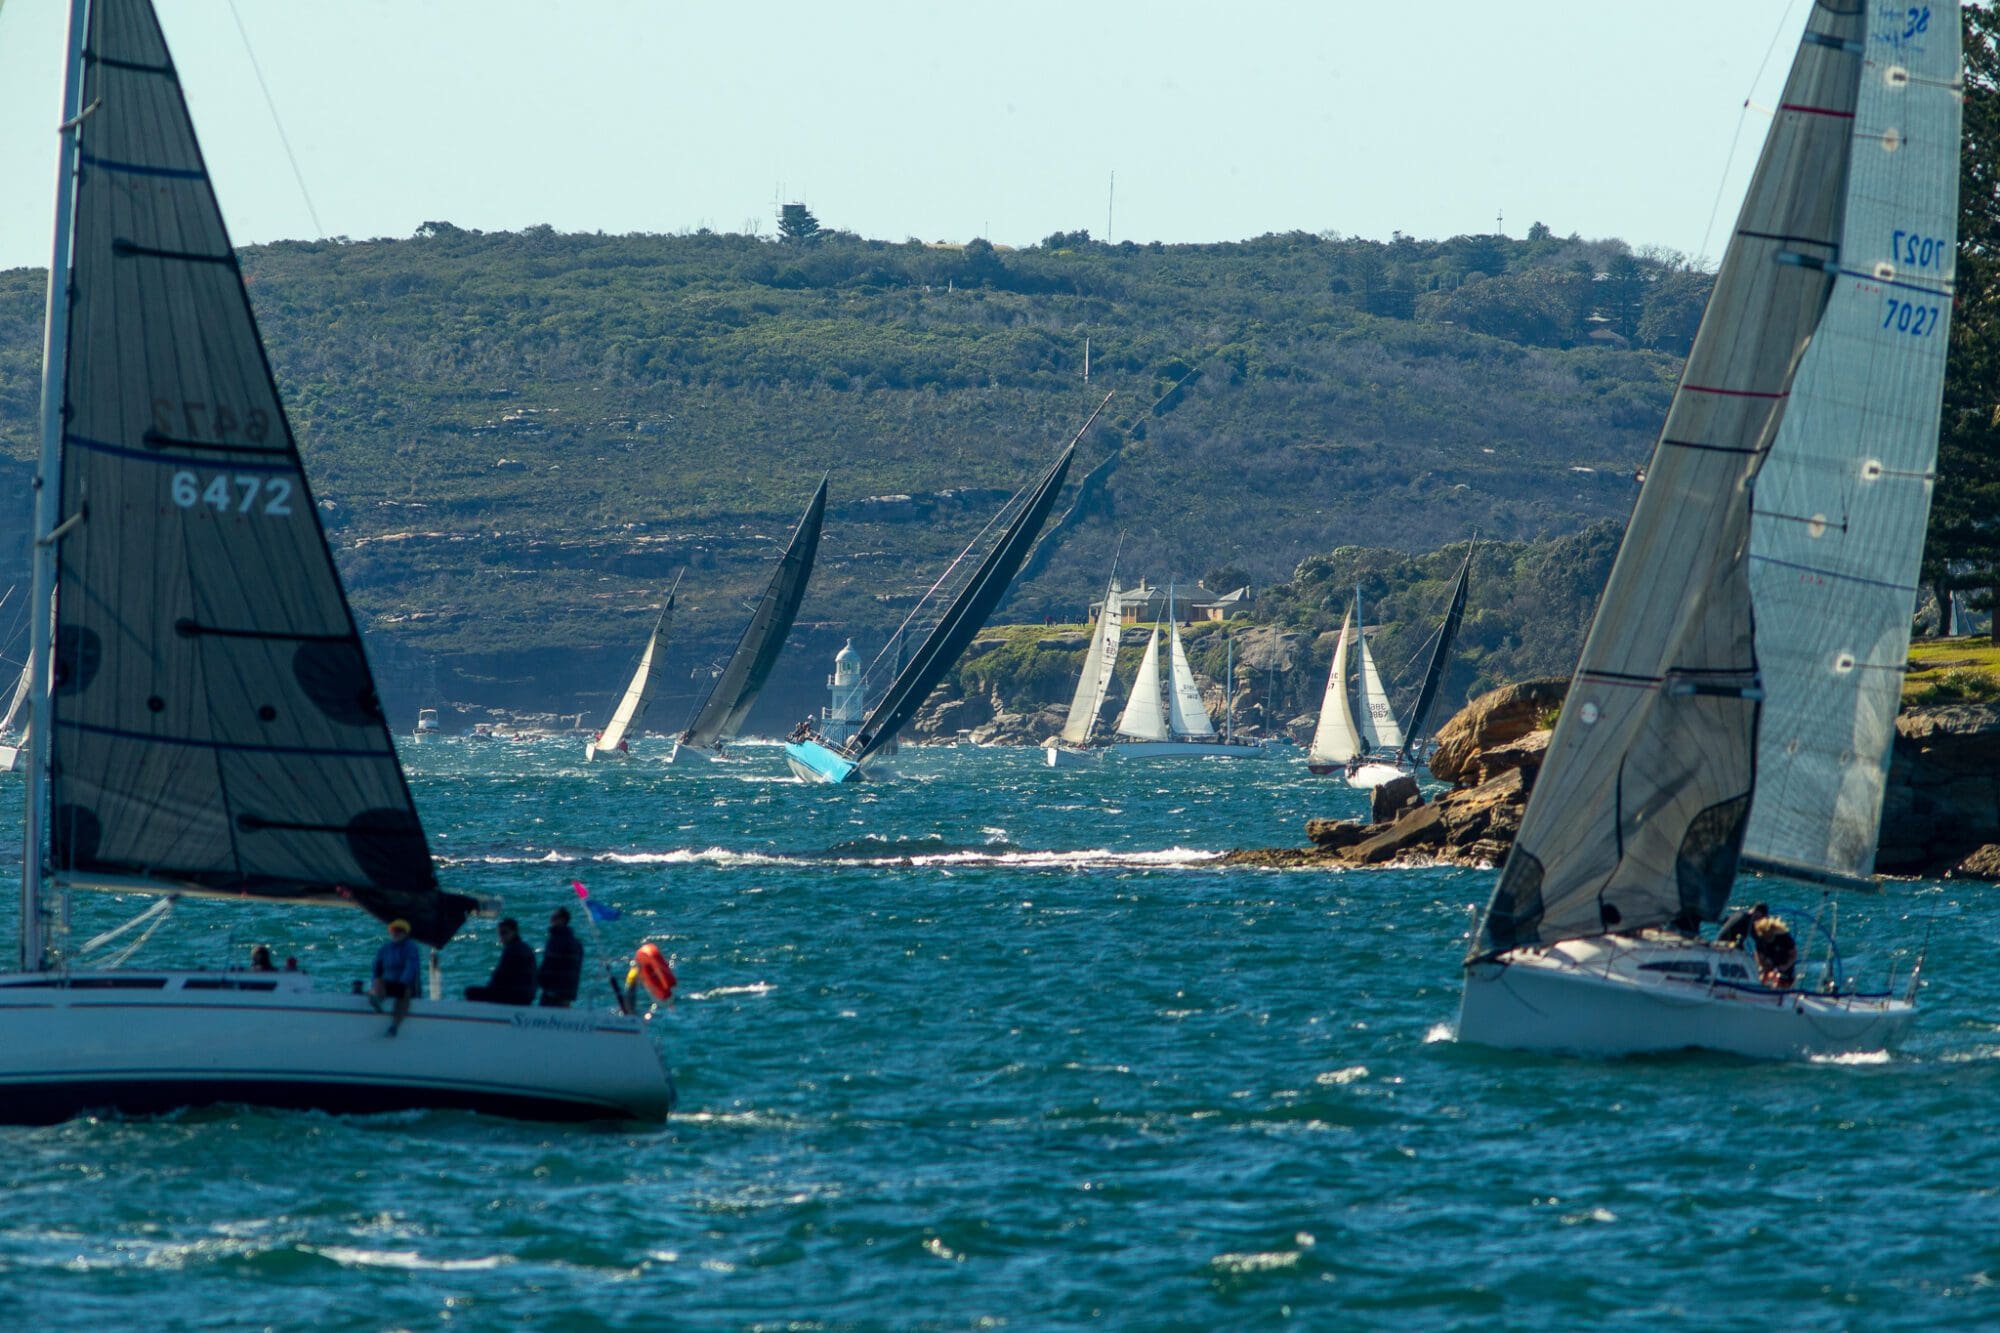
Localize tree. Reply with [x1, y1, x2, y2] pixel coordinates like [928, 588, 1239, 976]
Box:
[1925, 6, 2000, 641]
[778, 202, 821, 246]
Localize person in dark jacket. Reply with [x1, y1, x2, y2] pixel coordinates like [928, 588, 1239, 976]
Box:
[466, 918, 537, 1005]
[537, 907, 585, 1007]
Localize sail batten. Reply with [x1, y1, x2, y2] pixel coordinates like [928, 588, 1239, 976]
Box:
[1355, 615, 1405, 753]
[1397, 549, 1473, 764]
[39, 0, 476, 948]
[1475, 4, 1867, 956]
[1307, 609, 1360, 765]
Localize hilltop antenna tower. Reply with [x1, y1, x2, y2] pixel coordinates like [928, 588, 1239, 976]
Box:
[1107, 171, 1115, 243]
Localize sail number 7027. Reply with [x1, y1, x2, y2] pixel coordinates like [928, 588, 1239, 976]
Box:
[170, 470, 294, 515]
[1882, 297, 1941, 337]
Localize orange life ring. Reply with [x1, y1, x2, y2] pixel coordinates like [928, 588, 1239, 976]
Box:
[634, 942, 676, 1000]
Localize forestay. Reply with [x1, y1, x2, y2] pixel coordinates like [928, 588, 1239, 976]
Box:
[1354, 592, 1405, 752]
[44, 0, 477, 947]
[1475, 5, 1863, 955]
[1117, 630, 1170, 741]
[599, 586, 677, 754]
[1166, 621, 1214, 738]
[1396, 548, 1473, 765]
[683, 480, 825, 747]
[1060, 582, 1123, 745]
[1308, 608, 1361, 765]
[1742, 11, 1961, 884]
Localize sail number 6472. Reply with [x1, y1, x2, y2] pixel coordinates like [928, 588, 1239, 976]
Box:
[171, 470, 294, 515]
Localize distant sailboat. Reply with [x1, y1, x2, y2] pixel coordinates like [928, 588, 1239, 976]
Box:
[1460, 4, 1953, 1058]
[1308, 552, 1472, 787]
[1110, 589, 1266, 761]
[1044, 576, 1125, 767]
[586, 572, 682, 762]
[784, 402, 1102, 784]
[0, 0, 673, 1122]
[672, 479, 827, 763]
[0, 662, 28, 774]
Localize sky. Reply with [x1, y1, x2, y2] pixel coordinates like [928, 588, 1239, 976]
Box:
[0, 0, 1817, 272]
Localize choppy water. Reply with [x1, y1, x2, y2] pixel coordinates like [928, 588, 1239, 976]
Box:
[2, 738, 1996, 1329]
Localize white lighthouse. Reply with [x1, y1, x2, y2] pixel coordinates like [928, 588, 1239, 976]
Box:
[820, 640, 866, 745]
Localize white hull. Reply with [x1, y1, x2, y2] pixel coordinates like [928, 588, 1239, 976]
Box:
[667, 740, 717, 764]
[584, 741, 634, 762]
[1344, 761, 1411, 789]
[1044, 743, 1102, 768]
[1112, 739, 1269, 761]
[1457, 937, 1915, 1060]
[0, 969, 675, 1124]
[0, 742, 17, 773]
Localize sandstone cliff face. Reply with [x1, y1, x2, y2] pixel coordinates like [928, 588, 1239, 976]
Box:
[1227, 682, 2000, 881]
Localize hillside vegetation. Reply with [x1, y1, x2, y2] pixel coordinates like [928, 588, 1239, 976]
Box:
[0, 223, 1699, 721]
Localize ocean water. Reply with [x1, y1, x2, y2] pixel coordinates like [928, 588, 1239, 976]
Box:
[1, 738, 1995, 1330]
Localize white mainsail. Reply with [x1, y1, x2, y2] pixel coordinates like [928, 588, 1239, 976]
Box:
[1116, 629, 1170, 741]
[1308, 608, 1361, 765]
[1060, 582, 1123, 745]
[597, 596, 675, 755]
[1474, 4, 1864, 954]
[1355, 628, 1405, 753]
[1742, 13, 1961, 885]
[1166, 620, 1214, 738]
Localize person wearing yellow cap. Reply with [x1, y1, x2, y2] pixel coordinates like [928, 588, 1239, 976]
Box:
[368, 918, 421, 1036]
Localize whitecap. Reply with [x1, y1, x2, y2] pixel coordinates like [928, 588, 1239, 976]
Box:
[306, 1245, 510, 1271]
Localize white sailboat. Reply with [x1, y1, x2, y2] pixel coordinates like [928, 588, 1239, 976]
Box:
[1308, 553, 1473, 788]
[0, 0, 673, 1122]
[1460, 5, 1954, 1058]
[1044, 578, 1125, 767]
[0, 662, 28, 774]
[671, 479, 826, 763]
[1111, 591, 1266, 761]
[586, 573, 681, 762]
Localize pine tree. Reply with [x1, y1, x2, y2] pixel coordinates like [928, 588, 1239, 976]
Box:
[778, 202, 821, 247]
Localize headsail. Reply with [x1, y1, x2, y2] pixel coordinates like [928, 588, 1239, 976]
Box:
[1060, 580, 1123, 745]
[1475, 5, 1864, 956]
[1117, 629, 1170, 741]
[42, 0, 478, 947]
[1396, 546, 1473, 765]
[1354, 590, 1405, 753]
[682, 479, 826, 747]
[851, 440, 1078, 763]
[1741, 12, 1961, 885]
[1166, 619, 1215, 738]
[0, 664, 27, 739]
[597, 581, 678, 754]
[1307, 607, 1361, 765]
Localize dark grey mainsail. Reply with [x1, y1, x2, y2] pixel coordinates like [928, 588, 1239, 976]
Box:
[1394, 545, 1472, 766]
[850, 441, 1080, 764]
[41, 0, 474, 947]
[682, 479, 827, 748]
[1474, 4, 1864, 956]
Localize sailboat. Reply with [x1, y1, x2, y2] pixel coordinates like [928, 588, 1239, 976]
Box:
[586, 573, 681, 761]
[1043, 576, 1125, 767]
[1110, 589, 1267, 761]
[1308, 551, 1473, 786]
[671, 479, 827, 763]
[1459, 5, 1955, 1058]
[784, 403, 1102, 784]
[0, 663, 28, 775]
[0, 0, 673, 1122]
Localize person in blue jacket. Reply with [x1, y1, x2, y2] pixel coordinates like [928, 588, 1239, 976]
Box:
[370, 918, 422, 1035]
[537, 907, 585, 1008]
[466, 918, 538, 1006]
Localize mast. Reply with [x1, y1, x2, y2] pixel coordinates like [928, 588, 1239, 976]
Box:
[24, 0, 91, 971]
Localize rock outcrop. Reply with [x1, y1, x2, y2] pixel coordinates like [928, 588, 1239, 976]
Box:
[1228, 681, 2000, 881]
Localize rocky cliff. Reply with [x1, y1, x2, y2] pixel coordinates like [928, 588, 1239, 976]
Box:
[1228, 680, 2000, 881]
